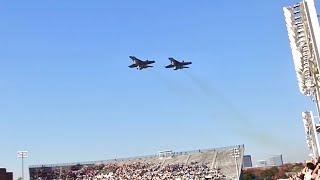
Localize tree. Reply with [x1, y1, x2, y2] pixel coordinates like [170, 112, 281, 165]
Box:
[260, 167, 279, 179]
[274, 170, 288, 179]
[270, 166, 280, 174]
[292, 165, 303, 172]
[242, 171, 255, 180]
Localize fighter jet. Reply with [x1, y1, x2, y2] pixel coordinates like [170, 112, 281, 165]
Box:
[165, 57, 192, 70]
[128, 56, 155, 70]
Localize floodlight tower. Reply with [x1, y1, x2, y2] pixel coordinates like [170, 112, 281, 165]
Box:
[284, 0, 320, 159]
[283, 0, 320, 101]
[18, 151, 28, 180]
[302, 111, 320, 159]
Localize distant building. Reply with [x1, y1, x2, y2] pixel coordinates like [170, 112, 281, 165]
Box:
[268, 154, 283, 166]
[0, 168, 13, 180]
[243, 155, 252, 168]
[256, 160, 267, 167]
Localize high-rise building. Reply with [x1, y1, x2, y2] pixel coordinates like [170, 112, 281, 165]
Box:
[243, 155, 252, 168]
[268, 154, 283, 166]
[256, 160, 267, 167]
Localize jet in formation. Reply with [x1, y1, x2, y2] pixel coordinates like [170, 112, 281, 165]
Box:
[165, 57, 192, 70]
[128, 56, 192, 70]
[128, 56, 155, 70]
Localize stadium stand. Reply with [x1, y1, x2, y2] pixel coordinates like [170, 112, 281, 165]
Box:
[29, 145, 244, 180]
[0, 168, 13, 180]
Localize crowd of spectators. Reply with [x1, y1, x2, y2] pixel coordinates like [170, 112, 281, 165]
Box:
[290, 158, 320, 180]
[30, 162, 226, 180]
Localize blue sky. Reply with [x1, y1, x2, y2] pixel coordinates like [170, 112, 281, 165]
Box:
[0, 0, 319, 179]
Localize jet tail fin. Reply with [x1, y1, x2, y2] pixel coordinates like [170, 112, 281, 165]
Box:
[129, 56, 138, 61]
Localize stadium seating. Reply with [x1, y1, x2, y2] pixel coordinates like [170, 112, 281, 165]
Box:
[29, 145, 244, 180]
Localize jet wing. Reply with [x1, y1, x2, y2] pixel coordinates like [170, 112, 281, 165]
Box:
[128, 64, 138, 68]
[165, 64, 174, 68]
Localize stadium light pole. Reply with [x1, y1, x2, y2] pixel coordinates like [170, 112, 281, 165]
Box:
[230, 148, 240, 180]
[302, 111, 320, 159]
[18, 151, 28, 180]
[283, 0, 320, 113]
[284, 0, 320, 159]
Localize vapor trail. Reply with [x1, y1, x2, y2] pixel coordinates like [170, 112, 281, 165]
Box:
[183, 70, 282, 147]
[150, 70, 185, 100]
[183, 70, 251, 125]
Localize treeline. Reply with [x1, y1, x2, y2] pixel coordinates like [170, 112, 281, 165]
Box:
[242, 163, 304, 180]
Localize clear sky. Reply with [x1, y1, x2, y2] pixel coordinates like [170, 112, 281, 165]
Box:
[1, 0, 319, 179]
